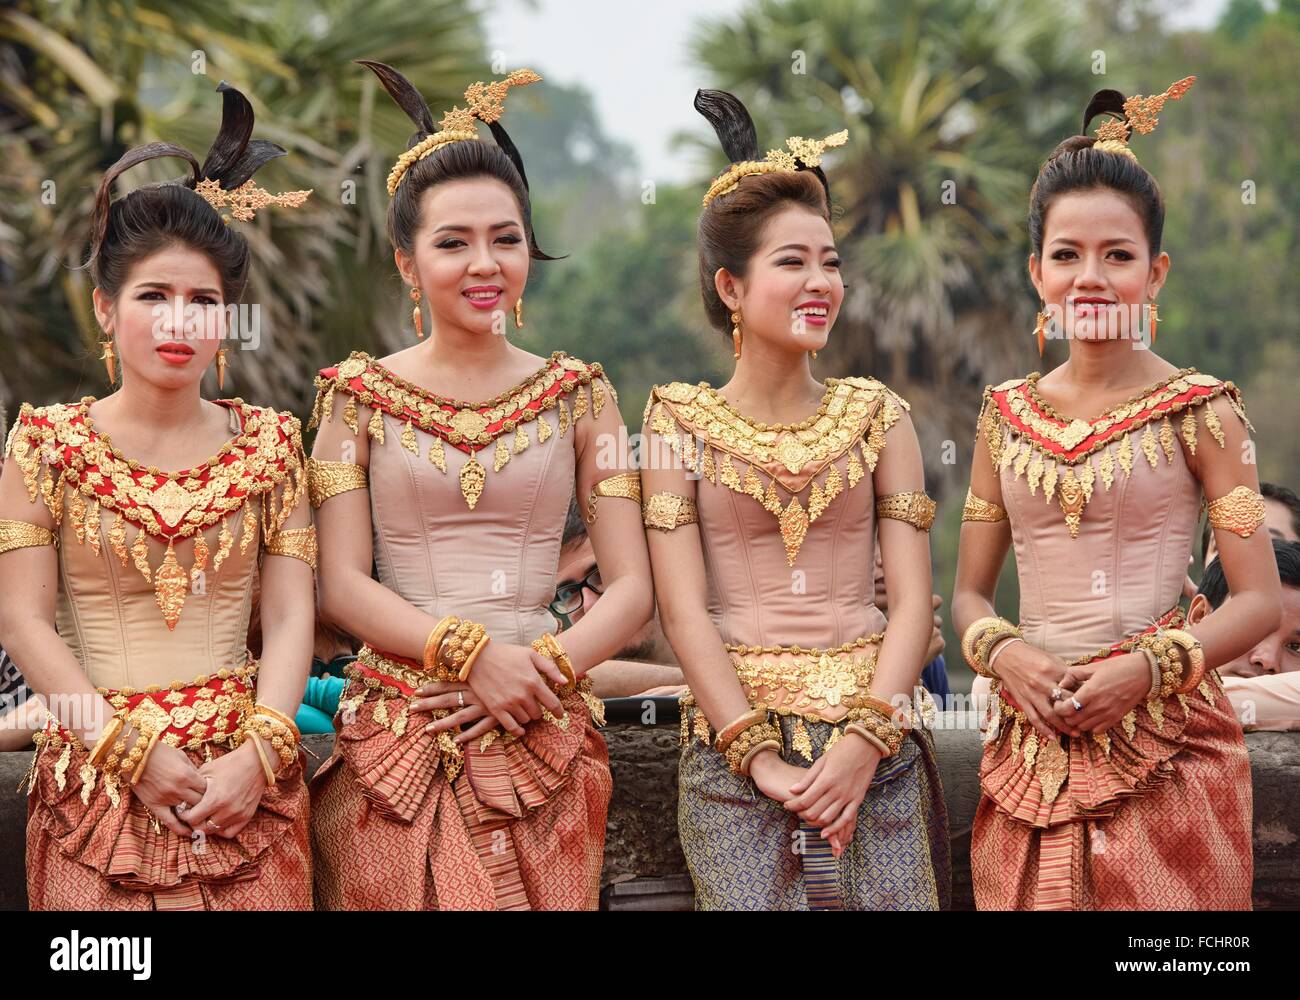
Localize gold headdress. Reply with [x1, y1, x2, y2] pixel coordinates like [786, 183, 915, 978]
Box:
[385, 69, 542, 196]
[703, 129, 849, 207]
[1093, 76, 1196, 162]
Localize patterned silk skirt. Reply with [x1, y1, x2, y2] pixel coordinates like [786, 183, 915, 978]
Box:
[971, 607, 1254, 910]
[25, 666, 312, 911]
[310, 645, 612, 910]
[675, 634, 951, 911]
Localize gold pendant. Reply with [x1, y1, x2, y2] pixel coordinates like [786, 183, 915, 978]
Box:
[1035, 736, 1068, 804]
[778, 496, 809, 566]
[130, 527, 152, 582]
[214, 517, 234, 572]
[109, 513, 128, 567]
[460, 451, 486, 509]
[85, 499, 101, 556]
[191, 530, 210, 584]
[154, 540, 188, 631]
[428, 435, 447, 471]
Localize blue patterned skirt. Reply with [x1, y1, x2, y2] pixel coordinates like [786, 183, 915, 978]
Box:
[678, 705, 951, 911]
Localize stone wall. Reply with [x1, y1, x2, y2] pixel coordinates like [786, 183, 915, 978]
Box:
[2, 718, 1296, 910]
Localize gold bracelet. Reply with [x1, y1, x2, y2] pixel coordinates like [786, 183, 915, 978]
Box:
[875, 490, 937, 532]
[241, 715, 298, 770]
[0, 518, 56, 555]
[844, 706, 905, 756]
[253, 703, 302, 743]
[306, 459, 369, 509]
[263, 526, 317, 569]
[531, 632, 577, 686]
[133, 728, 163, 784]
[844, 723, 892, 758]
[961, 616, 1021, 678]
[1137, 647, 1162, 700]
[587, 471, 642, 524]
[86, 714, 126, 769]
[642, 491, 698, 531]
[861, 694, 914, 734]
[714, 708, 771, 754]
[459, 634, 491, 682]
[247, 730, 278, 785]
[1206, 485, 1266, 539]
[423, 615, 459, 675]
[438, 618, 488, 682]
[725, 721, 783, 776]
[1162, 628, 1207, 694]
[961, 489, 1007, 523]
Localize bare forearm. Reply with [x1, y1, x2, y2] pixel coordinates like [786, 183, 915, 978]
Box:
[319, 568, 441, 661]
[2, 618, 113, 744]
[1193, 589, 1283, 672]
[872, 591, 933, 701]
[585, 661, 683, 699]
[253, 605, 313, 718]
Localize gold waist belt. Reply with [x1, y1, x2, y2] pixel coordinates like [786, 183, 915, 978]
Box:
[724, 634, 885, 724]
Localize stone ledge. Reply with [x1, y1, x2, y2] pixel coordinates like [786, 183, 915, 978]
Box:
[1, 719, 1295, 910]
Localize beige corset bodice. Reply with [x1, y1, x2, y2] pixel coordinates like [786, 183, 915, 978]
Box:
[311, 351, 616, 646]
[6, 398, 308, 690]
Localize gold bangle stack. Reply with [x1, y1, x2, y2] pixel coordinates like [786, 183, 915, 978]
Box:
[1137, 628, 1205, 697]
[724, 719, 782, 777]
[86, 713, 127, 770]
[531, 632, 577, 687]
[423, 615, 491, 683]
[714, 708, 769, 754]
[843, 705, 906, 757]
[239, 703, 301, 781]
[122, 700, 171, 786]
[961, 616, 1022, 678]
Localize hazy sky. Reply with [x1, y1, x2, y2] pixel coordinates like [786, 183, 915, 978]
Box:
[485, 0, 1229, 185]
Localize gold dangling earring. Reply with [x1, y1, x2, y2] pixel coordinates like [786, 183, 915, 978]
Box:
[731, 310, 742, 359]
[514, 297, 524, 329]
[216, 348, 228, 392]
[1033, 303, 1049, 358]
[1147, 300, 1159, 346]
[810, 349, 818, 360]
[410, 286, 424, 339]
[100, 335, 117, 384]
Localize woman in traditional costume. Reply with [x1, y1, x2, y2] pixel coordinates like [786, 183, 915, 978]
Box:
[0, 82, 316, 910]
[307, 62, 652, 910]
[954, 78, 1281, 910]
[641, 90, 950, 911]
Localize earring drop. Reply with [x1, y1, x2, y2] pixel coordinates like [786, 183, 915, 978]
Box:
[731, 310, 742, 359]
[1032, 304, 1049, 358]
[216, 348, 228, 392]
[100, 335, 117, 384]
[410, 286, 424, 339]
[514, 297, 524, 329]
[1146, 300, 1159, 345]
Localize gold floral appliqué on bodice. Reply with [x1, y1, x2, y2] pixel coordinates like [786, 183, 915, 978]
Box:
[309, 351, 614, 509]
[644, 377, 907, 564]
[979, 368, 1250, 537]
[4, 399, 307, 629]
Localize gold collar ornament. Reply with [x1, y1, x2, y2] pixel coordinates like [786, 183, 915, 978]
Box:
[979, 368, 1250, 538]
[703, 129, 849, 207]
[1093, 76, 1195, 161]
[310, 351, 613, 510]
[6, 399, 307, 630]
[384, 68, 542, 196]
[644, 377, 907, 564]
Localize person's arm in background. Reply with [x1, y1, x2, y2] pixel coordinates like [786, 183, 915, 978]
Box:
[1222, 672, 1300, 732]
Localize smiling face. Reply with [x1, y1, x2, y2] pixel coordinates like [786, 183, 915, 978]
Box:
[91, 243, 226, 391]
[395, 177, 529, 337]
[1029, 187, 1169, 344]
[716, 204, 843, 356]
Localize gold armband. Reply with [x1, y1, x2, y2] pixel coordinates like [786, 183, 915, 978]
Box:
[307, 459, 369, 509]
[642, 491, 698, 531]
[1206, 485, 1266, 539]
[961, 489, 1006, 523]
[531, 631, 577, 687]
[875, 491, 936, 531]
[263, 526, 318, 569]
[0, 518, 56, 555]
[586, 471, 642, 524]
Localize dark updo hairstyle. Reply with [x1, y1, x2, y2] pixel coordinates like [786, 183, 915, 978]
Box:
[695, 89, 834, 336]
[88, 81, 287, 302]
[357, 60, 556, 260]
[1028, 89, 1166, 259]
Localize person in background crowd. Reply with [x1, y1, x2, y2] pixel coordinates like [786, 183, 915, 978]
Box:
[554, 498, 684, 698]
[1193, 539, 1300, 731]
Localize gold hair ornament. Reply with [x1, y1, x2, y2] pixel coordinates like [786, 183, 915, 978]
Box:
[1093, 76, 1196, 162]
[194, 178, 312, 223]
[703, 129, 849, 207]
[385, 69, 542, 197]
